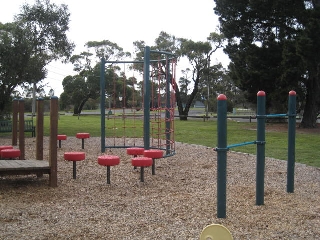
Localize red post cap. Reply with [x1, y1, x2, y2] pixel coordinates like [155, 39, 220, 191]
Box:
[289, 90, 296, 96]
[217, 94, 227, 101]
[257, 91, 266, 96]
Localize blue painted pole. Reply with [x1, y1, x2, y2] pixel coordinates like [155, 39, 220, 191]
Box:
[143, 46, 151, 150]
[100, 58, 106, 153]
[216, 94, 228, 218]
[287, 90, 296, 193]
[256, 91, 266, 205]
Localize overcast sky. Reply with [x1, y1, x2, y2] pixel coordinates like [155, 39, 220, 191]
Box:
[1, 0, 229, 96]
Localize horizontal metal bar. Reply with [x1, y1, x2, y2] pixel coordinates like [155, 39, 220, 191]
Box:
[227, 141, 256, 149]
[266, 113, 287, 118]
[104, 60, 144, 64]
[150, 50, 176, 56]
[104, 58, 174, 64]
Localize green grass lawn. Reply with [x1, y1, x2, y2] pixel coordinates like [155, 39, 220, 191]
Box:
[2, 114, 319, 168]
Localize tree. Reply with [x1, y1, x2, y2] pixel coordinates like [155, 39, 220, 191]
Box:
[133, 31, 226, 120]
[0, 0, 74, 118]
[178, 68, 192, 106]
[61, 40, 132, 114]
[214, 0, 320, 127]
[175, 32, 226, 120]
[61, 72, 100, 115]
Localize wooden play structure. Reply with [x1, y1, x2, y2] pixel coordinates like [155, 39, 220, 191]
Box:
[0, 97, 58, 187]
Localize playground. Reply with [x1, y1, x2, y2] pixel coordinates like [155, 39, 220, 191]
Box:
[0, 48, 319, 238]
[0, 133, 319, 239]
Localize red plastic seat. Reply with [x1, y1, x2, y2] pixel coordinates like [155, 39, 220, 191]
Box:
[98, 155, 120, 184]
[127, 147, 145, 170]
[126, 147, 144, 157]
[98, 155, 120, 166]
[143, 149, 163, 159]
[143, 149, 163, 175]
[0, 145, 13, 152]
[64, 152, 85, 161]
[0, 145, 14, 159]
[57, 135, 67, 148]
[76, 133, 90, 149]
[64, 152, 85, 179]
[1, 149, 21, 159]
[131, 157, 152, 182]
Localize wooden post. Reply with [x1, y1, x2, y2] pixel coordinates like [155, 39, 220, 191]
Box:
[36, 98, 44, 160]
[12, 99, 18, 146]
[18, 99, 25, 160]
[49, 96, 58, 187]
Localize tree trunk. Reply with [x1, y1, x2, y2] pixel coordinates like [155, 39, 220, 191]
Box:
[73, 97, 90, 115]
[300, 73, 320, 128]
[174, 87, 188, 120]
[73, 105, 79, 115]
[174, 78, 200, 121]
[77, 97, 90, 115]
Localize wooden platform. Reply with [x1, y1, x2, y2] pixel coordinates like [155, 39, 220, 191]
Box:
[0, 160, 51, 176]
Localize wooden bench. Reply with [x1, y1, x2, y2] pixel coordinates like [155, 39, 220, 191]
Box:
[0, 120, 35, 137]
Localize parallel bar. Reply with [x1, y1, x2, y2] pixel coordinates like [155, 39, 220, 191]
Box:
[266, 113, 287, 118]
[227, 141, 256, 149]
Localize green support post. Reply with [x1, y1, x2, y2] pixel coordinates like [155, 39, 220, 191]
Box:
[100, 57, 106, 153]
[143, 46, 151, 150]
[165, 57, 171, 155]
[216, 94, 228, 218]
[256, 91, 266, 205]
[287, 90, 296, 193]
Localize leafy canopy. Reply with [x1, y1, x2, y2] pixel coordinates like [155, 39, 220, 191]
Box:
[0, 0, 74, 117]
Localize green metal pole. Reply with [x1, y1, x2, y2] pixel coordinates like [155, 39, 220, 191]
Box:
[100, 58, 106, 153]
[256, 91, 266, 205]
[287, 90, 296, 193]
[216, 94, 227, 218]
[143, 46, 151, 150]
[165, 57, 171, 155]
